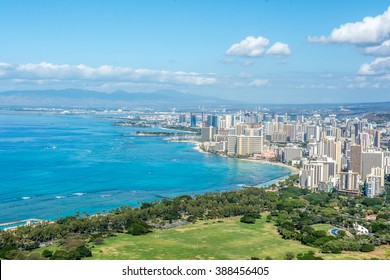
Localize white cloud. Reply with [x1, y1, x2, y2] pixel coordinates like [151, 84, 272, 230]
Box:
[266, 42, 291, 55]
[0, 62, 217, 86]
[249, 79, 269, 87]
[363, 40, 390, 56]
[347, 82, 381, 89]
[358, 56, 390, 75]
[296, 83, 336, 90]
[308, 7, 390, 44]
[226, 36, 291, 59]
[226, 36, 269, 57]
[241, 60, 254, 67]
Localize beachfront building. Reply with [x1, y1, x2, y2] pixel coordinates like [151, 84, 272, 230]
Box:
[281, 145, 302, 164]
[226, 135, 263, 156]
[201, 126, 217, 141]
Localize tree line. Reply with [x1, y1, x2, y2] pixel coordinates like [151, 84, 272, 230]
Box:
[0, 174, 389, 260]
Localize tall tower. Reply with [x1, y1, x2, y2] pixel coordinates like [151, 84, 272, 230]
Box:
[350, 145, 362, 176]
[190, 113, 197, 127]
[374, 130, 381, 149]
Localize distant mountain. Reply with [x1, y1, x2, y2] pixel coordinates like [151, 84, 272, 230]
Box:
[0, 89, 238, 108]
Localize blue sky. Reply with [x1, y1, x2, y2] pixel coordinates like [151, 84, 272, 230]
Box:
[1, 0, 390, 103]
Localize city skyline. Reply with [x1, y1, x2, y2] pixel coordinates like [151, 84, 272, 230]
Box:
[1, 0, 390, 103]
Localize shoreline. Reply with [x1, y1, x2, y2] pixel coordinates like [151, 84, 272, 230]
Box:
[1, 139, 296, 230]
[192, 141, 298, 187]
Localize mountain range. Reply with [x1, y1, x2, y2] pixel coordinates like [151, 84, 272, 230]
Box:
[0, 89, 237, 108]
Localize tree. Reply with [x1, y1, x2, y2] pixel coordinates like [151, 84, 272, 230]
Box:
[322, 241, 342, 254]
[73, 245, 92, 259]
[41, 249, 53, 258]
[126, 219, 152, 235]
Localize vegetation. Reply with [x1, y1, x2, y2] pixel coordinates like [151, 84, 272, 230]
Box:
[1, 174, 389, 260]
[85, 216, 315, 260]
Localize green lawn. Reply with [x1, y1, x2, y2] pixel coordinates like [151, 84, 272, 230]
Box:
[87, 216, 315, 260]
[311, 224, 333, 232]
[30, 216, 390, 260]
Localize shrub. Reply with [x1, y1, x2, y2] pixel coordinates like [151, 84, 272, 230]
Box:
[240, 215, 256, 224]
[360, 244, 375, 252]
[42, 249, 53, 258]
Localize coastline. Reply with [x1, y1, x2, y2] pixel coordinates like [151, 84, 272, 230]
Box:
[192, 141, 298, 187]
[1, 140, 295, 230]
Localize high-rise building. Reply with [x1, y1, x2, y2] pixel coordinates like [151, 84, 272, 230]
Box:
[227, 136, 237, 155]
[201, 126, 217, 141]
[321, 137, 342, 173]
[371, 167, 385, 188]
[218, 119, 226, 129]
[236, 136, 263, 155]
[236, 123, 248, 135]
[374, 130, 381, 149]
[224, 115, 232, 129]
[365, 174, 383, 198]
[339, 171, 360, 194]
[226, 135, 263, 155]
[272, 132, 288, 142]
[361, 151, 383, 180]
[190, 113, 197, 127]
[306, 125, 321, 142]
[358, 132, 370, 151]
[178, 114, 186, 123]
[282, 146, 302, 163]
[206, 115, 218, 127]
[302, 162, 324, 188]
[350, 145, 362, 176]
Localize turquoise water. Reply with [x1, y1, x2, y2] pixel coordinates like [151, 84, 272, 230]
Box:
[0, 110, 290, 224]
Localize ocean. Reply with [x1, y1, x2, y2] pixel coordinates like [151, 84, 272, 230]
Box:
[0, 109, 290, 224]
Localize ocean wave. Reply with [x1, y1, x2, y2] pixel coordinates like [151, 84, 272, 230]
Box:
[100, 194, 111, 198]
[21, 196, 31, 200]
[55, 196, 65, 199]
[73, 192, 86, 196]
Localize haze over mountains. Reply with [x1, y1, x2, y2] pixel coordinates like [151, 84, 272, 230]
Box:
[0, 89, 389, 116]
[0, 89, 236, 108]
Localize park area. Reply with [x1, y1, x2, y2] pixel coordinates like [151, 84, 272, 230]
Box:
[82, 216, 390, 260]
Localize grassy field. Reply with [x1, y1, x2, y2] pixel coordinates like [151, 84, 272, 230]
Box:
[30, 216, 390, 260]
[86, 216, 316, 260]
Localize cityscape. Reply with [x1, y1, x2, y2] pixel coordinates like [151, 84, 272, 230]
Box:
[1, 2, 390, 277]
[109, 104, 390, 199]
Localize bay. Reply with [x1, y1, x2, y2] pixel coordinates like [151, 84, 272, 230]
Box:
[0, 110, 290, 224]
